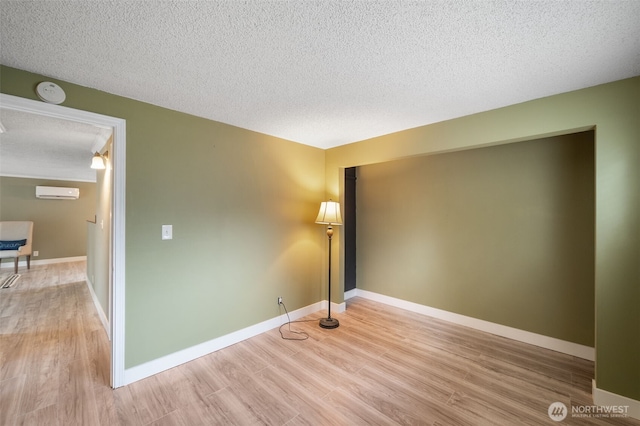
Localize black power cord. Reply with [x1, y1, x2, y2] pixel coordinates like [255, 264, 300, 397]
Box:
[278, 301, 315, 341]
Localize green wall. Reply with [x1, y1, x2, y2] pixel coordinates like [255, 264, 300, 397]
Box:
[357, 132, 595, 346]
[327, 77, 640, 401]
[0, 176, 96, 260]
[3, 65, 638, 402]
[86, 140, 112, 324]
[1, 65, 326, 368]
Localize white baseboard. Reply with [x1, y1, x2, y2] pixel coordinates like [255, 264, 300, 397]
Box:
[322, 299, 346, 314]
[344, 288, 357, 300]
[351, 289, 595, 361]
[123, 301, 324, 386]
[123, 289, 595, 387]
[85, 277, 110, 340]
[593, 380, 640, 420]
[1, 255, 87, 269]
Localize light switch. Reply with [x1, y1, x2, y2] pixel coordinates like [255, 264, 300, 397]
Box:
[162, 224, 173, 240]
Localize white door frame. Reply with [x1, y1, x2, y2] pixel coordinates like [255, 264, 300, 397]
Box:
[0, 93, 126, 387]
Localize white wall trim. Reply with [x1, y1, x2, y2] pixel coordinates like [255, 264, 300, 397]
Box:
[593, 380, 640, 420]
[344, 288, 357, 300]
[85, 277, 110, 340]
[350, 289, 595, 361]
[124, 301, 324, 385]
[108, 103, 126, 389]
[0, 94, 127, 389]
[0, 172, 97, 183]
[1, 255, 87, 268]
[320, 299, 346, 314]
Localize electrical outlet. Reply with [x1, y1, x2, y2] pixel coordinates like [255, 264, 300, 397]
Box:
[33, 251, 39, 257]
[277, 296, 283, 305]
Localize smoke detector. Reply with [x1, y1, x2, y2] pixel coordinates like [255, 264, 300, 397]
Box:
[36, 81, 66, 104]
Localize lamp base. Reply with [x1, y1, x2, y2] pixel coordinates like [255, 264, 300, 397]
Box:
[319, 317, 340, 329]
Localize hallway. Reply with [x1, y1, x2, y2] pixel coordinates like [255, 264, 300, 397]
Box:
[0, 261, 111, 424]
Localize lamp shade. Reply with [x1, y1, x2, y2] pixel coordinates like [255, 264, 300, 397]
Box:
[91, 153, 105, 170]
[315, 200, 343, 225]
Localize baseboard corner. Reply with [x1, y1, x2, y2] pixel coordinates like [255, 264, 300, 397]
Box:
[592, 381, 640, 420]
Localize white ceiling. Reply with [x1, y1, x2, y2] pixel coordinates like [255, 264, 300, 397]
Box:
[1, 1, 639, 153]
[0, 109, 111, 182]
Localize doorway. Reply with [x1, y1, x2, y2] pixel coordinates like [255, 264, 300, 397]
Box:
[344, 167, 357, 292]
[0, 93, 126, 387]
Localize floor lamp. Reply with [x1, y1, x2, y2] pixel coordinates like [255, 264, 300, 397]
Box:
[316, 200, 343, 329]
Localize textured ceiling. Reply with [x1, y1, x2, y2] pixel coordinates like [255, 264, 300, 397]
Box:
[0, 109, 111, 182]
[1, 0, 639, 151]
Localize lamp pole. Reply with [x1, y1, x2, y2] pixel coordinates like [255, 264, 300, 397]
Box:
[319, 224, 339, 329]
[316, 200, 341, 329]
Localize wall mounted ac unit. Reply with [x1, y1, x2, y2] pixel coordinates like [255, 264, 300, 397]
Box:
[35, 186, 80, 200]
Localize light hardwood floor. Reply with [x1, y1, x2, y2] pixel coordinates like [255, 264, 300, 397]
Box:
[1, 261, 638, 425]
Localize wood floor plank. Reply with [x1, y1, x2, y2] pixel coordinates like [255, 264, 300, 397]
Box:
[58, 343, 103, 426]
[93, 382, 119, 426]
[254, 363, 354, 426]
[221, 340, 272, 374]
[369, 352, 458, 404]
[263, 350, 337, 399]
[125, 375, 179, 425]
[0, 332, 28, 382]
[147, 405, 207, 426]
[0, 374, 26, 426]
[156, 366, 210, 409]
[321, 387, 400, 426]
[113, 385, 147, 426]
[342, 364, 466, 425]
[205, 386, 263, 425]
[15, 367, 58, 416]
[227, 375, 300, 425]
[16, 403, 60, 426]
